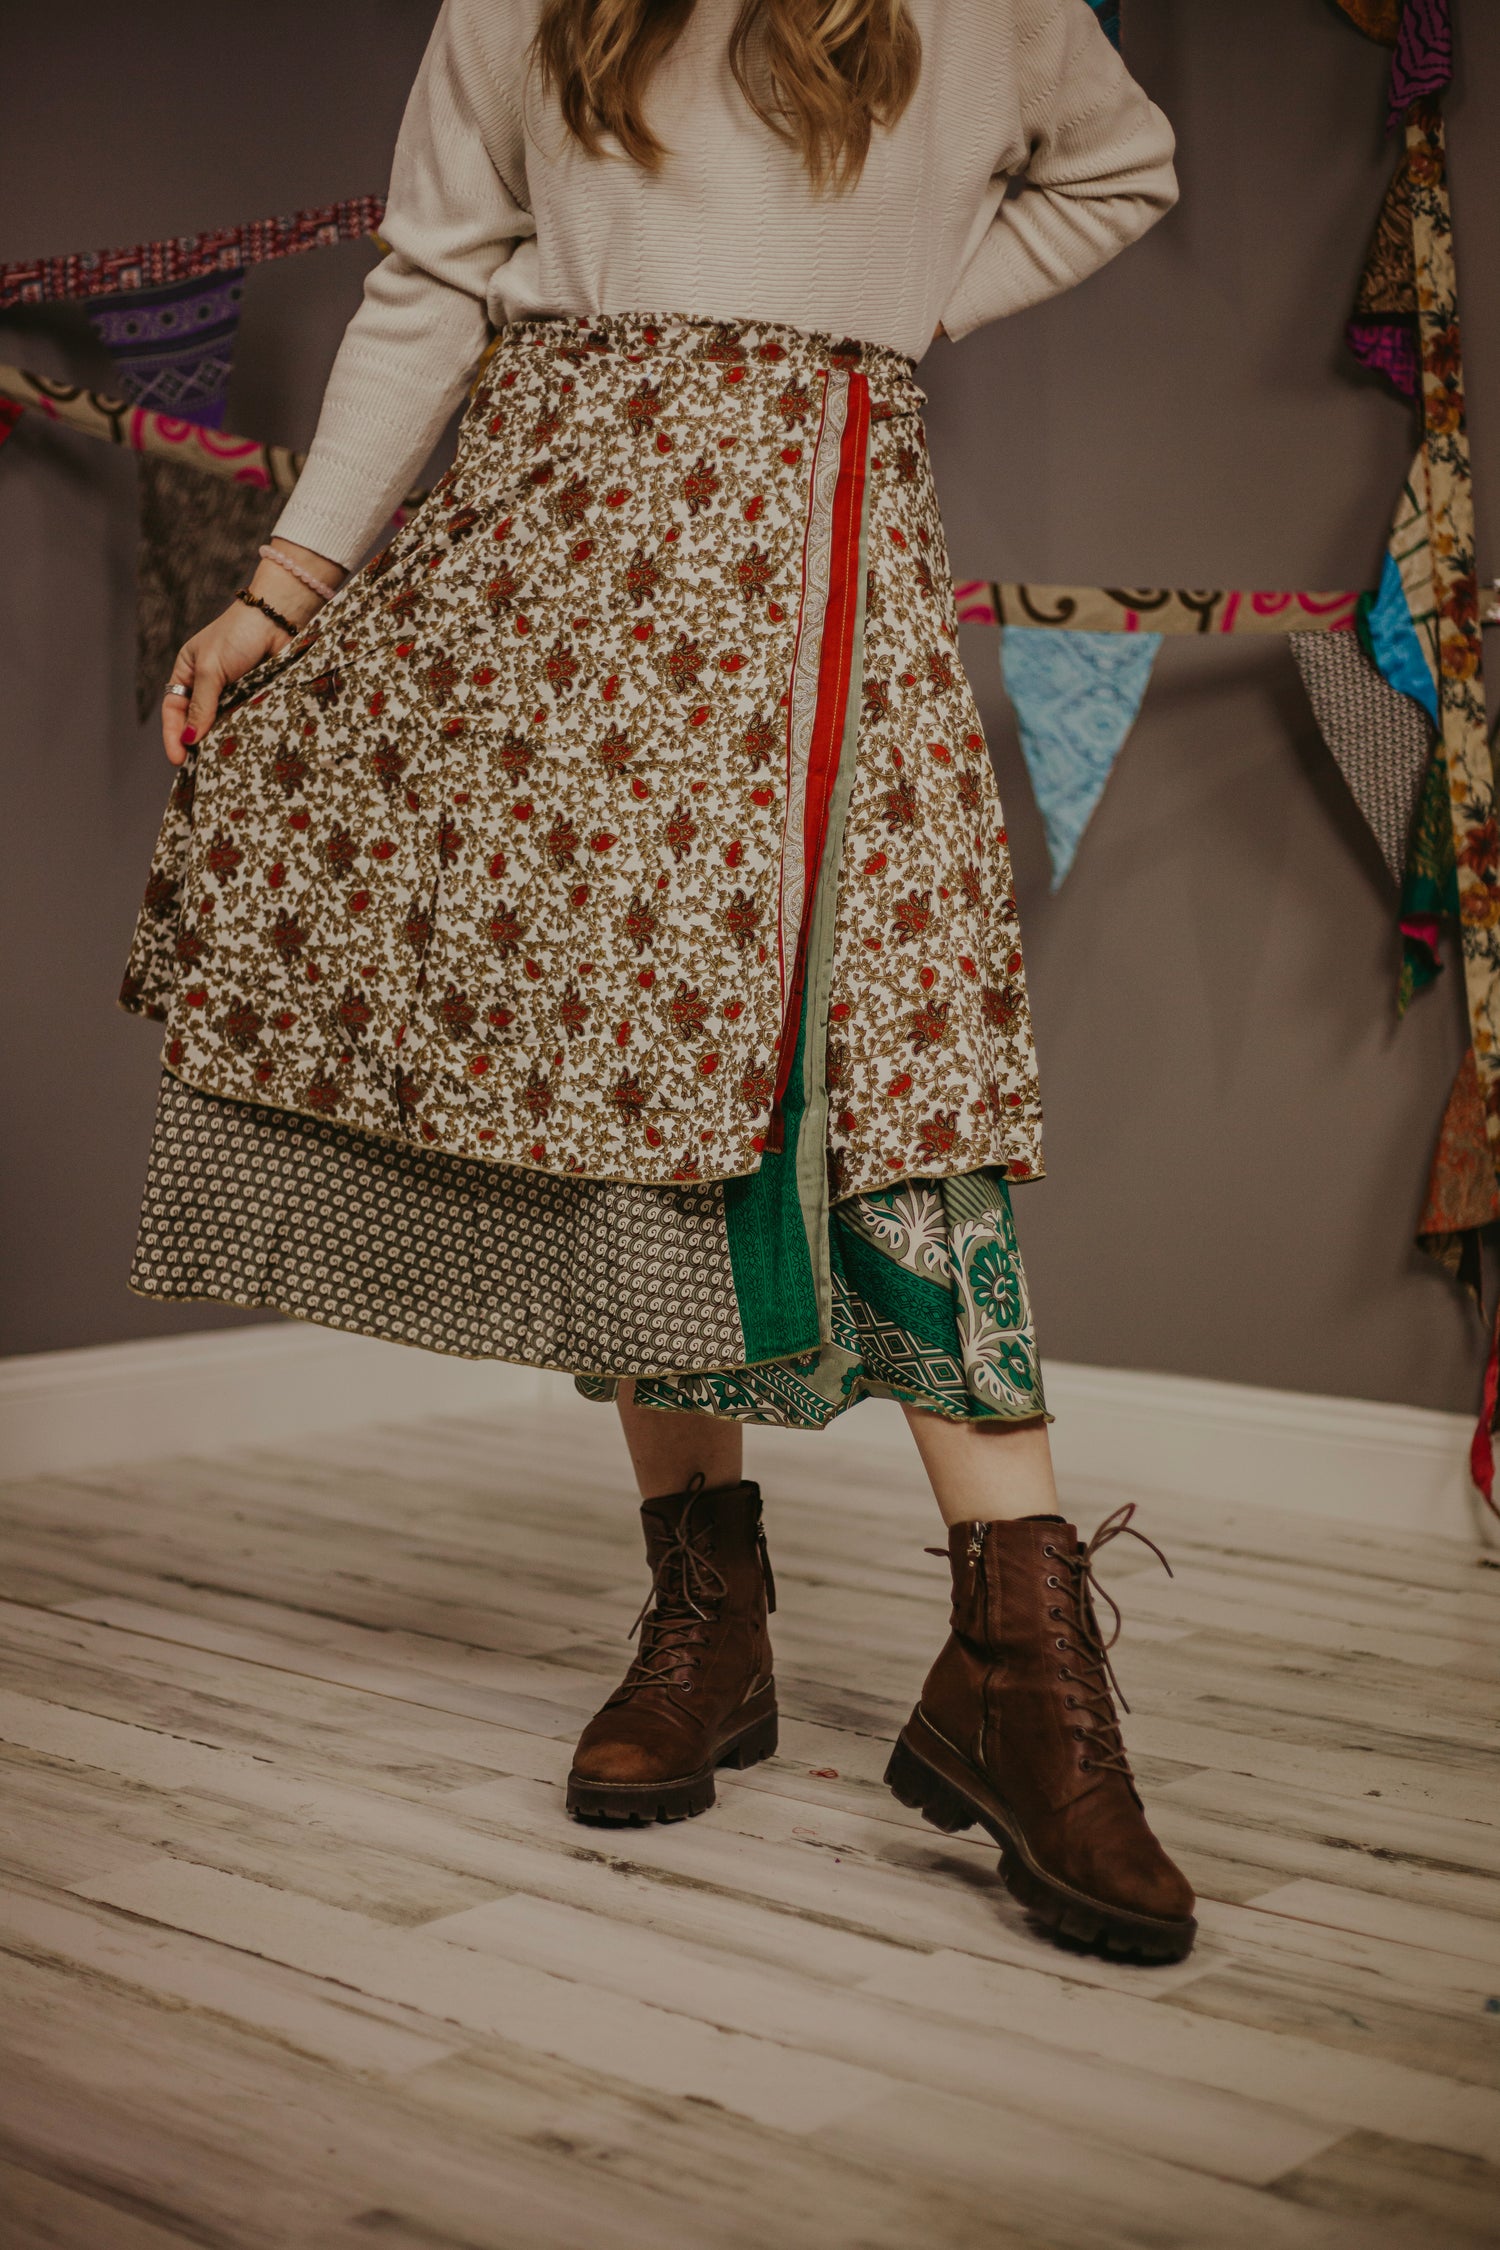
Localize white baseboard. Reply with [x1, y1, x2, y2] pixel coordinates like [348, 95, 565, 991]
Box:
[1041, 1360, 1489, 1545]
[0, 1323, 543, 1483]
[0, 1322, 1489, 1543]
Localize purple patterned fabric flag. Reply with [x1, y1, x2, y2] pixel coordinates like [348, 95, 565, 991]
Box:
[84, 269, 245, 427]
[1387, 0, 1452, 129]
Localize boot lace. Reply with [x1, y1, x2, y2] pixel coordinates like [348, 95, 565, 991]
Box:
[1044, 1503, 1172, 1781]
[617, 1473, 730, 1698]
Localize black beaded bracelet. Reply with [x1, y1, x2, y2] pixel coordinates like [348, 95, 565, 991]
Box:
[236, 586, 298, 636]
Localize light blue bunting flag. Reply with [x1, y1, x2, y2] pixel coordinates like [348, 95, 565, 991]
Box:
[1000, 626, 1161, 888]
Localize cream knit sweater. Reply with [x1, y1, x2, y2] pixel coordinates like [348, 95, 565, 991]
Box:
[275, 0, 1177, 567]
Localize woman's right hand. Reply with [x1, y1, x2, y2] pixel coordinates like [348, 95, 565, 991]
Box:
[160, 540, 346, 766]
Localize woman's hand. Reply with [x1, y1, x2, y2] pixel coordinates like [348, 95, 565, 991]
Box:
[160, 539, 346, 766]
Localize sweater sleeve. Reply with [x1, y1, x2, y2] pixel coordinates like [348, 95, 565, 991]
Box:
[272, 0, 534, 569]
[939, 0, 1177, 343]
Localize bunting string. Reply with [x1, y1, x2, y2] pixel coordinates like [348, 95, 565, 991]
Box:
[955, 583, 1361, 634]
[0, 195, 385, 311]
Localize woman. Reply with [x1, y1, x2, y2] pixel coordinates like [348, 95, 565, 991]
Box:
[124, 0, 1192, 1961]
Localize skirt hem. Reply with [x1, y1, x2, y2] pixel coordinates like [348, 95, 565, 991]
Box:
[126, 1272, 1047, 1421]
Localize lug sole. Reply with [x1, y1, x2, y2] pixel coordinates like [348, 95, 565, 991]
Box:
[885, 1708, 1196, 1965]
[566, 1704, 779, 1826]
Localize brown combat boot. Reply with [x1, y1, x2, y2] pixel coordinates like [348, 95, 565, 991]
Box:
[885, 1506, 1196, 1962]
[566, 1472, 778, 1824]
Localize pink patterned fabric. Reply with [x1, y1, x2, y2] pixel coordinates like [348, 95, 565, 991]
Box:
[1346, 315, 1419, 399]
[1387, 0, 1452, 129]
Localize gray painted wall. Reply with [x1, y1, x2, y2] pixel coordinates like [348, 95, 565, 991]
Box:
[2, 1, 1495, 1411]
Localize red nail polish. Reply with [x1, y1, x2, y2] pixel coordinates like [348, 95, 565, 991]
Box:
[182, 727, 196, 745]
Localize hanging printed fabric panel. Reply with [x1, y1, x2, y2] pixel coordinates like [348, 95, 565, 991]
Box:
[1406, 104, 1499, 1151]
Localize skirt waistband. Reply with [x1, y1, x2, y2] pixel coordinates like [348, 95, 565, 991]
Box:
[492, 310, 925, 412]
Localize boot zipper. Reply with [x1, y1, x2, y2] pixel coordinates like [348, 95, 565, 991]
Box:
[757, 1526, 777, 1615]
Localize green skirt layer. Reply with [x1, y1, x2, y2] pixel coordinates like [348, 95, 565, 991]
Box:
[581, 1166, 1044, 1428]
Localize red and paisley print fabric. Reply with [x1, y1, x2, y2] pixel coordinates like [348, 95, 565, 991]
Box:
[122, 314, 1041, 1199]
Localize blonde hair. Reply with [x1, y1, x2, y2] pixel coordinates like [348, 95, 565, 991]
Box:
[534, 0, 921, 190]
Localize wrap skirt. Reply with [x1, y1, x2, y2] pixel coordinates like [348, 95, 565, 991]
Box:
[124, 313, 1046, 1427]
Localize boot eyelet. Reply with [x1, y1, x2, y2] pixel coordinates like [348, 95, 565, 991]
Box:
[1064, 1696, 1078, 1709]
[1054, 1637, 1068, 1650]
[1045, 1575, 1060, 1588]
[1079, 1758, 1092, 1772]
[1042, 1546, 1056, 1558]
[1047, 1606, 1061, 1620]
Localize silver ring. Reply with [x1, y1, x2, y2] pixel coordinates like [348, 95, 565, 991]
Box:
[165, 683, 190, 699]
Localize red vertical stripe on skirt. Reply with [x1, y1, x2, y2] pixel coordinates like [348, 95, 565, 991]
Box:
[767, 370, 872, 1151]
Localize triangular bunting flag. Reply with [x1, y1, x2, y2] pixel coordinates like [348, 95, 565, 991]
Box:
[1289, 629, 1432, 884]
[84, 269, 246, 428]
[1000, 626, 1160, 888]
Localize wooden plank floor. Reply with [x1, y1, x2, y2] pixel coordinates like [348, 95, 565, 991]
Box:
[3, 1391, 1499, 2250]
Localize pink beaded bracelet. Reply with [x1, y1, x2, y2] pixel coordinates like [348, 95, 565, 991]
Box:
[258, 544, 340, 603]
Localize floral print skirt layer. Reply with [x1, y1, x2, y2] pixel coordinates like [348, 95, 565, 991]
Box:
[125, 312, 1046, 1427]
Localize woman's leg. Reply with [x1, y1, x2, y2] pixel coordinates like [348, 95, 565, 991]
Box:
[615, 1379, 744, 1499]
[902, 1407, 1059, 1523]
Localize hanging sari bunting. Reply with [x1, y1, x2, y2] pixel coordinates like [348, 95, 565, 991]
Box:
[0, 194, 384, 311]
[1406, 104, 1498, 1144]
[1000, 627, 1161, 888]
[957, 582, 1359, 633]
[0, 362, 428, 720]
[1289, 630, 1432, 883]
[1084, 0, 1122, 47]
[1358, 458, 1443, 1003]
[81, 270, 256, 717]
